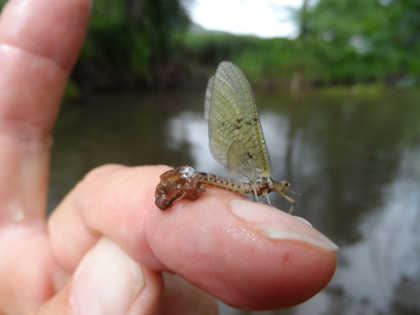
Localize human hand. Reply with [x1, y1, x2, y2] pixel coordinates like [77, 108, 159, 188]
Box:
[0, 1, 337, 314]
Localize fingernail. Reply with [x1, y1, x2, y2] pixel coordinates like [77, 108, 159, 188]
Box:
[230, 199, 338, 251]
[70, 237, 144, 315]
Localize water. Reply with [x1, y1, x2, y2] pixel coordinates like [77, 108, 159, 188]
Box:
[50, 87, 420, 315]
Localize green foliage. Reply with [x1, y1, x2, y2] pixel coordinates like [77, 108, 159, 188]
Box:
[182, 32, 262, 65]
[302, 0, 420, 84]
[182, 0, 420, 87]
[182, 33, 306, 81]
[139, 0, 190, 61]
[182, 32, 318, 84]
[75, 0, 191, 88]
[64, 81, 81, 100]
[4, 0, 415, 89]
[184, 0, 420, 87]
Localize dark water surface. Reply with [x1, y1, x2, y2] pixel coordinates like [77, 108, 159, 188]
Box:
[50, 88, 420, 315]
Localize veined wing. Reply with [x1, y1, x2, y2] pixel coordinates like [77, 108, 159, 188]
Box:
[204, 61, 271, 180]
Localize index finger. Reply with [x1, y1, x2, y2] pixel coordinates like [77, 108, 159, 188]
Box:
[49, 165, 337, 309]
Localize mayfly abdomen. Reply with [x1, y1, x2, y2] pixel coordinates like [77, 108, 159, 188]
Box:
[196, 171, 253, 195]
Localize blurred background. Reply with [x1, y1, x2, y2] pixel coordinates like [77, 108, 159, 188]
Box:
[3, 0, 420, 314]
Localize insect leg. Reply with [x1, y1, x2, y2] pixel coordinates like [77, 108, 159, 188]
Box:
[252, 185, 260, 202]
[281, 194, 295, 213]
[264, 193, 271, 205]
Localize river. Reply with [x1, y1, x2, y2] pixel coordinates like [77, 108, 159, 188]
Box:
[50, 87, 420, 315]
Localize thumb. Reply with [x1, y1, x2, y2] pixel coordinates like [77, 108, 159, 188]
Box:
[36, 238, 162, 315]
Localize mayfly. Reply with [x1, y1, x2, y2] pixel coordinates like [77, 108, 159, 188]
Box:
[155, 61, 295, 211]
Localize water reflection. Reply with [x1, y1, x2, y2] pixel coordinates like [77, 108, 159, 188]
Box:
[168, 111, 215, 172]
[164, 89, 420, 315]
[328, 146, 420, 315]
[51, 88, 420, 315]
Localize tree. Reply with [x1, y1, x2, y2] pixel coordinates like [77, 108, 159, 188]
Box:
[302, 0, 420, 83]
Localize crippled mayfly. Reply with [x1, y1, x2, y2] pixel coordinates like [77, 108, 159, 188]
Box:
[155, 61, 296, 211]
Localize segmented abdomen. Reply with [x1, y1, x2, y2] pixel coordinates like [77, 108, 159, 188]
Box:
[196, 172, 254, 195]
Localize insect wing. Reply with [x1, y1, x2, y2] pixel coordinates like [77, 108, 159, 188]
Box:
[205, 61, 271, 180]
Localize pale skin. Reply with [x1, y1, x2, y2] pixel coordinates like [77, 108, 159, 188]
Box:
[0, 1, 337, 315]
